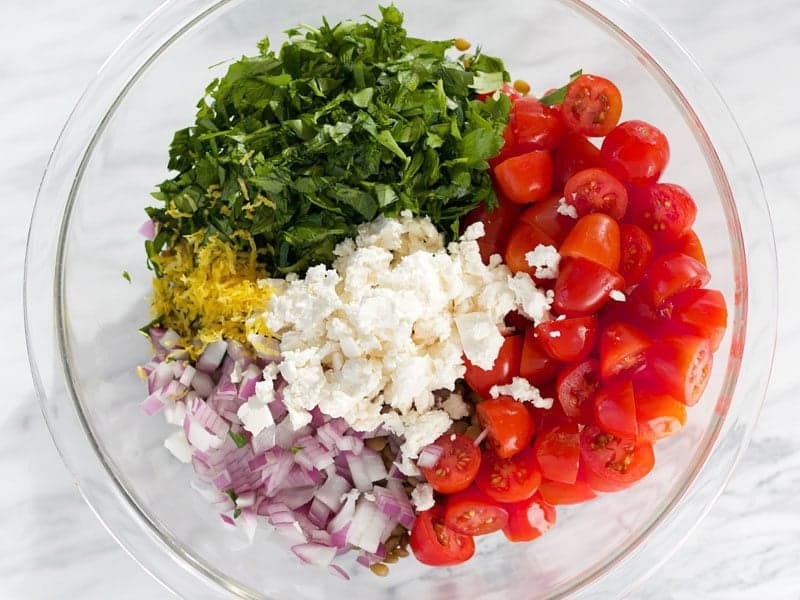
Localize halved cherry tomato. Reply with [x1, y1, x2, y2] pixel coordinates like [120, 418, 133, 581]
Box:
[494, 151, 554, 204]
[490, 124, 522, 169]
[600, 120, 670, 185]
[660, 288, 728, 351]
[520, 195, 575, 244]
[538, 466, 597, 505]
[477, 396, 536, 458]
[671, 229, 707, 267]
[555, 359, 600, 420]
[559, 213, 621, 272]
[410, 506, 476, 566]
[580, 425, 655, 492]
[635, 391, 687, 442]
[639, 335, 712, 406]
[553, 134, 602, 191]
[598, 284, 660, 334]
[553, 257, 625, 316]
[444, 485, 509, 536]
[533, 423, 581, 484]
[626, 183, 697, 246]
[520, 327, 561, 386]
[618, 223, 654, 288]
[464, 334, 523, 398]
[510, 97, 565, 151]
[599, 322, 651, 380]
[420, 433, 481, 494]
[504, 222, 557, 275]
[505, 310, 531, 334]
[643, 252, 711, 308]
[501, 494, 556, 542]
[476, 447, 542, 503]
[535, 316, 598, 363]
[563, 168, 628, 220]
[562, 74, 623, 137]
[593, 380, 638, 439]
[461, 195, 522, 263]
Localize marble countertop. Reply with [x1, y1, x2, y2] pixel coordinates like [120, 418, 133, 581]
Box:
[2, 1, 798, 598]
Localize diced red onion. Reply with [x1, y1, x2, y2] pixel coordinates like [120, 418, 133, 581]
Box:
[317, 473, 351, 511]
[361, 448, 388, 482]
[274, 522, 307, 544]
[291, 543, 337, 567]
[273, 486, 316, 510]
[250, 425, 276, 454]
[220, 513, 236, 526]
[197, 340, 228, 373]
[138, 219, 156, 240]
[346, 498, 388, 554]
[159, 329, 182, 350]
[238, 507, 258, 543]
[191, 371, 215, 397]
[178, 364, 196, 387]
[308, 497, 332, 528]
[416, 444, 444, 469]
[328, 564, 350, 581]
[474, 427, 489, 446]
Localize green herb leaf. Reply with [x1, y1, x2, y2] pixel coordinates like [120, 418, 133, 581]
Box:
[229, 431, 248, 448]
[539, 68, 583, 106]
[290, 445, 303, 454]
[122, 271, 131, 283]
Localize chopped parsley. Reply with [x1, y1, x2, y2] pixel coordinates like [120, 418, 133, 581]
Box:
[122, 270, 131, 283]
[539, 69, 583, 106]
[229, 430, 249, 448]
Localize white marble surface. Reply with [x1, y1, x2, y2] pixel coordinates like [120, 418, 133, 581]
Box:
[1, 1, 799, 598]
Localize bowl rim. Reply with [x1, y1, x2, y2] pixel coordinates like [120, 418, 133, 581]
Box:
[24, 0, 778, 598]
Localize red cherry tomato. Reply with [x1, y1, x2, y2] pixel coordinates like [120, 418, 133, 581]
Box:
[464, 334, 523, 398]
[598, 284, 661, 335]
[670, 229, 707, 267]
[538, 466, 597, 505]
[476, 447, 542, 503]
[563, 168, 628, 220]
[410, 506, 476, 566]
[580, 425, 655, 492]
[593, 380, 638, 439]
[444, 485, 509, 536]
[599, 322, 652, 380]
[635, 391, 687, 442]
[494, 151, 554, 204]
[505, 310, 532, 334]
[660, 288, 728, 351]
[501, 494, 557, 542]
[626, 183, 697, 246]
[553, 134, 602, 191]
[559, 213, 621, 272]
[490, 124, 522, 169]
[476, 396, 536, 459]
[533, 422, 581, 484]
[553, 257, 625, 316]
[535, 316, 599, 363]
[461, 196, 522, 263]
[504, 222, 557, 276]
[520, 326, 561, 386]
[555, 359, 600, 420]
[619, 223, 654, 288]
[420, 433, 481, 494]
[639, 335, 712, 406]
[510, 97, 565, 151]
[643, 251, 711, 308]
[600, 120, 670, 185]
[519, 195, 576, 244]
[562, 74, 623, 137]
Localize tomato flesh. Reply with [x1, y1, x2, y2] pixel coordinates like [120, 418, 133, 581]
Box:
[553, 257, 625, 316]
[477, 396, 536, 459]
[501, 494, 557, 542]
[580, 425, 655, 492]
[562, 74, 623, 137]
[535, 316, 598, 363]
[461, 196, 522, 264]
[599, 322, 651, 380]
[520, 195, 575, 244]
[504, 222, 557, 276]
[420, 433, 481, 494]
[626, 183, 697, 246]
[618, 224, 654, 289]
[660, 288, 728, 351]
[559, 213, 621, 272]
[494, 151, 554, 204]
[410, 506, 476, 566]
[563, 168, 628, 221]
[520, 327, 561, 386]
[476, 447, 542, 503]
[643, 251, 711, 308]
[635, 391, 687, 442]
[556, 359, 600, 420]
[444, 485, 509, 536]
[538, 467, 597, 505]
[510, 97, 565, 151]
[601, 120, 670, 185]
[671, 229, 707, 267]
[640, 335, 712, 406]
[464, 334, 523, 398]
[534, 423, 581, 484]
[593, 380, 638, 440]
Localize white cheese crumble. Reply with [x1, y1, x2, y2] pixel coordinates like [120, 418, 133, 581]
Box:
[557, 197, 579, 219]
[525, 244, 561, 280]
[549, 330, 561, 338]
[441, 392, 471, 420]
[490, 376, 553, 409]
[411, 483, 436, 512]
[237, 363, 279, 435]
[609, 289, 627, 302]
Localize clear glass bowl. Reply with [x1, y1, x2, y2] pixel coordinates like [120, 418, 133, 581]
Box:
[24, 0, 777, 598]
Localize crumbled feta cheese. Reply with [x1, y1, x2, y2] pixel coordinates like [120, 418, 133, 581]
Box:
[609, 289, 626, 302]
[526, 502, 553, 534]
[411, 483, 436, 511]
[508, 272, 554, 325]
[164, 430, 192, 463]
[490, 376, 553, 409]
[524, 244, 561, 279]
[557, 197, 579, 219]
[441, 393, 471, 420]
[229, 360, 244, 384]
[237, 397, 275, 436]
[456, 312, 504, 370]
[549, 330, 561, 338]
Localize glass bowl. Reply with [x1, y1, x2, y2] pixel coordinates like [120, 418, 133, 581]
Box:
[24, 0, 777, 598]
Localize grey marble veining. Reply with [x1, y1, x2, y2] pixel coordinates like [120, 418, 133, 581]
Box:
[1, 1, 799, 598]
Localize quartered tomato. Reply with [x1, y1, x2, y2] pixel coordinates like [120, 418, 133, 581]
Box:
[461, 196, 522, 263]
[600, 120, 670, 185]
[477, 396, 536, 458]
[420, 433, 481, 494]
[535, 316, 599, 363]
[618, 223, 654, 288]
[580, 425, 655, 492]
[563, 168, 628, 220]
[501, 494, 557, 542]
[593, 380, 638, 439]
[553, 257, 625, 316]
[538, 467, 597, 505]
[660, 288, 728, 351]
[562, 74, 623, 137]
[599, 322, 651, 380]
[559, 213, 621, 272]
[556, 359, 600, 420]
[533, 422, 581, 484]
[520, 195, 576, 244]
[504, 222, 557, 275]
[494, 150, 554, 204]
[670, 229, 707, 267]
[639, 335, 712, 406]
[626, 183, 697, 246]
[410, 506, 476, 566]
[510, 97, 565, 151]
[464, 334, 523, 398]
[444, 485, 509, 536]
[520, 327, 561, 385]
[476, 447, 542, 503]
[553, 133, 602, 191]
[643, 251, 711, 308]
[635, 391, 687, 442]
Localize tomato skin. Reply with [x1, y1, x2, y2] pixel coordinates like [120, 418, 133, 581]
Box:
[476, 396, 536, 459]
[643, 252, 711, 308]
[520, 195, 575, 244]
[600, 120, 670, 186]
[660, 288, 728, 351]
[559, 213, 621, 272]
[461, 196, 522, 264]
[520, 327, 561, 386]
[563, 168, 628, 220]
[535, 316, 599, 363]
[553, 257, 625, 317]
[593, 380, 638, 439]
[639, 335, 712, 406]
[599, 322, 652, 380]
[410, 506, 476, 566]
[504, 222, 557, 276]
[464, 334, 523, 398]
[556, 359, 600, 420]
[580, 425, 655, 492]
[618, 224, 654, 288]
[553, 134, 602, 191]
[670, 229, 707, 267]
[533, 423, 581, 484]
[501, 494, 557, 542]
[635, 391, 687, 442]
[444, 485, 509, 536]
[420, 433, 482, 494]
[626, 183, 697, 246]
[494, 151, 554, 204]
[562, 75, 623, 137]
[476, 447, 542, 503]
[538, 467, 597, 505]
[510, 97, 565, 151]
